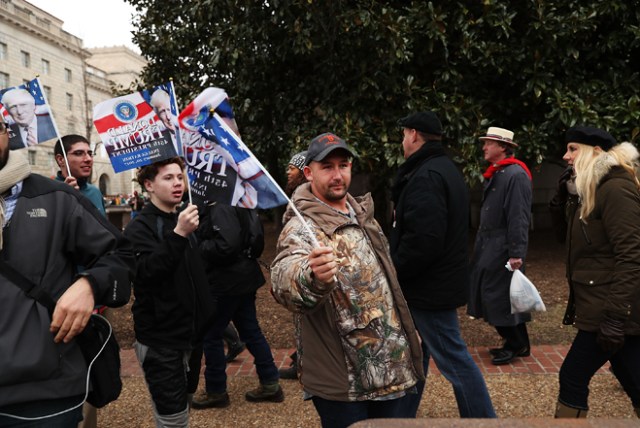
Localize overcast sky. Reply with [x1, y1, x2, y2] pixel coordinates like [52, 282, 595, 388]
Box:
[27, 0, 139, 52]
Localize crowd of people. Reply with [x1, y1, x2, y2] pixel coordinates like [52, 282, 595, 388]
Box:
[0, 110, 638, 427]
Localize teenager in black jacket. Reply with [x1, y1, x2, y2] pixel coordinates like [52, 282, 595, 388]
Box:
[124, 157, 213, 427]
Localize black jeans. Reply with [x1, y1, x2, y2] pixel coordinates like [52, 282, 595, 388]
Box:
[135, 343, 190, 415]
[0, 396, 83, 427]
[559, 330, 640, 409]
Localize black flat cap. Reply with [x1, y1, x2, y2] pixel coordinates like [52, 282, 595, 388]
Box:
[565, 126, 616, 151]
[397, 111, 442, 136]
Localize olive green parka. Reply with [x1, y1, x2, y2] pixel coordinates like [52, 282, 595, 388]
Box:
[564, 143, 640, 335]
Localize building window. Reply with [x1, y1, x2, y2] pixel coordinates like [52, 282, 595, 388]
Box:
[66, 93, 73, 110]
[0, 43, 7, 61]
[64, 68, 72, 83]
[43, 85, 52, 101]
[99, 174, 110, 195]
[0, 72, 8, 88]
[28, 150, 37, 166]
[49, 152, 56, 172]
[41, 59, 50, 74]
[20, 51, 30, 68]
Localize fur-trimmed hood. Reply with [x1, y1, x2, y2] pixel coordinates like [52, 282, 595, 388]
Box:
[593, 142, 639, 186]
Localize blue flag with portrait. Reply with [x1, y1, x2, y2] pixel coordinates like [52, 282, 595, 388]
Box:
[178, 87, 287, 209]
[0, 77, 60, 150]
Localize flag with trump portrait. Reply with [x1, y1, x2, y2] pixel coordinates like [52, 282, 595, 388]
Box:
[92, 82, 181, 173]
[0, 77, 60, 150]
[178, 87, 288, 209]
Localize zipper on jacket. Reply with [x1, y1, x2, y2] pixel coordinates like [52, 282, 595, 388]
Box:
[580, 221, 592, 245]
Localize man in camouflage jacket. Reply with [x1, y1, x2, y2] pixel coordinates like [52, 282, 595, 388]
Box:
[271, 133, 423, 427]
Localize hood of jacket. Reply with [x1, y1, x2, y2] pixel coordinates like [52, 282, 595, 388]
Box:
[592, 142, 639, 187]
[283, 182, 374, 234]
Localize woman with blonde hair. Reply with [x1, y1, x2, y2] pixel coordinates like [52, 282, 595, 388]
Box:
[556, 126, 640, 418]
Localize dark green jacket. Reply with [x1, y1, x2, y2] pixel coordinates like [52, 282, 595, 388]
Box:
[565, 165, 640, 335]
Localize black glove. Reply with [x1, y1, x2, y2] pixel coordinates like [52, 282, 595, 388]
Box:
[550, 167, 573, 207]
[596, 316, 626, 353]
[549, 167, 574, 243]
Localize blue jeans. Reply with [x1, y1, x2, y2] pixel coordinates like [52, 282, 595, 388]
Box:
[401, 307, 496, 418]
[559, 330, 640, 409]
[311, 395, 407, 428]
[202, 292, 279, 393]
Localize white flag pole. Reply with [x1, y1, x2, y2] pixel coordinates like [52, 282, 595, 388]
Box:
[171, 79, 192, 205]
[214, 113, 319, 247]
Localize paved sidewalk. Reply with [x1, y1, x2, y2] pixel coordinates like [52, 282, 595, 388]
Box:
[120, 345, 611, 378]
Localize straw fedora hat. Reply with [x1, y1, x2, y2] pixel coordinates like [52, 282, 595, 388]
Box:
[479, 127, 517, 147]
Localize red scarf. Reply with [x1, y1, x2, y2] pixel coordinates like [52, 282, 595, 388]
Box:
[483, 158, 532, 181]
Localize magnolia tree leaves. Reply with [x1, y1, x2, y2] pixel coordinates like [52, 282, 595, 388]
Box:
[127, 0, 640, 187]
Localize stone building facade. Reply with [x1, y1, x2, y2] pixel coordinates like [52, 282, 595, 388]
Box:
[0, 0, 145, 196]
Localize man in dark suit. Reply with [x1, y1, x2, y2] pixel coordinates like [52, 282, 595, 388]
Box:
[1, 88, 56, 149]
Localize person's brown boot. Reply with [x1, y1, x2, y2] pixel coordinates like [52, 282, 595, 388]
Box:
[191, 391, 230, 409]
[554, 401, 587, 418]
[245, 382, 284, 403]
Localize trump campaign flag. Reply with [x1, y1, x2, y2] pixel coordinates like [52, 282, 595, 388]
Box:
[178, 88, 288, 209]
[93, 83, 181, 173]
[0, 77, 60, 150]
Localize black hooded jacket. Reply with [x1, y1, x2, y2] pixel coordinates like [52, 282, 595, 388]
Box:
[124, 203, 213, 349]
[389, 142, 470, 310]
[0, 174, 133, 409]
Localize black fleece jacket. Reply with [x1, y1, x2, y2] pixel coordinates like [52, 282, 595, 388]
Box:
[389, 142, 470, 310]
[124, 203, 211, 349]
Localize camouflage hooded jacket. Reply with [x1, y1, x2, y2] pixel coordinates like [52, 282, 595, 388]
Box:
[271, 183, 423, 402]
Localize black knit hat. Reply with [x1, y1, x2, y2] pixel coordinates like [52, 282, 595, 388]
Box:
[288, 151, 307, 171]
[565, 126, 616, 151]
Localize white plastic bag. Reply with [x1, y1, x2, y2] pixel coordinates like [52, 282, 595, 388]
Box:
[506, 262, 546, 314]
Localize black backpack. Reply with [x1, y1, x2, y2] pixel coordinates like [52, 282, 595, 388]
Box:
[238, 207, 264, 259]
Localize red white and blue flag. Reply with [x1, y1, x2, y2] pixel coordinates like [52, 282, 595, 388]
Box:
[178, 87, 288, 209]
[92, 83, 181, 173]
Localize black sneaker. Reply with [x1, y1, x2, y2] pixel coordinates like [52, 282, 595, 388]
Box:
[191, 391, 230, 409]
[279, 362, 297, 380]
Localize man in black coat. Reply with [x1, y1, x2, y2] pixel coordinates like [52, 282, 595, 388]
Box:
[390, 112, 495, 418]
[0, 117, 133, 426]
